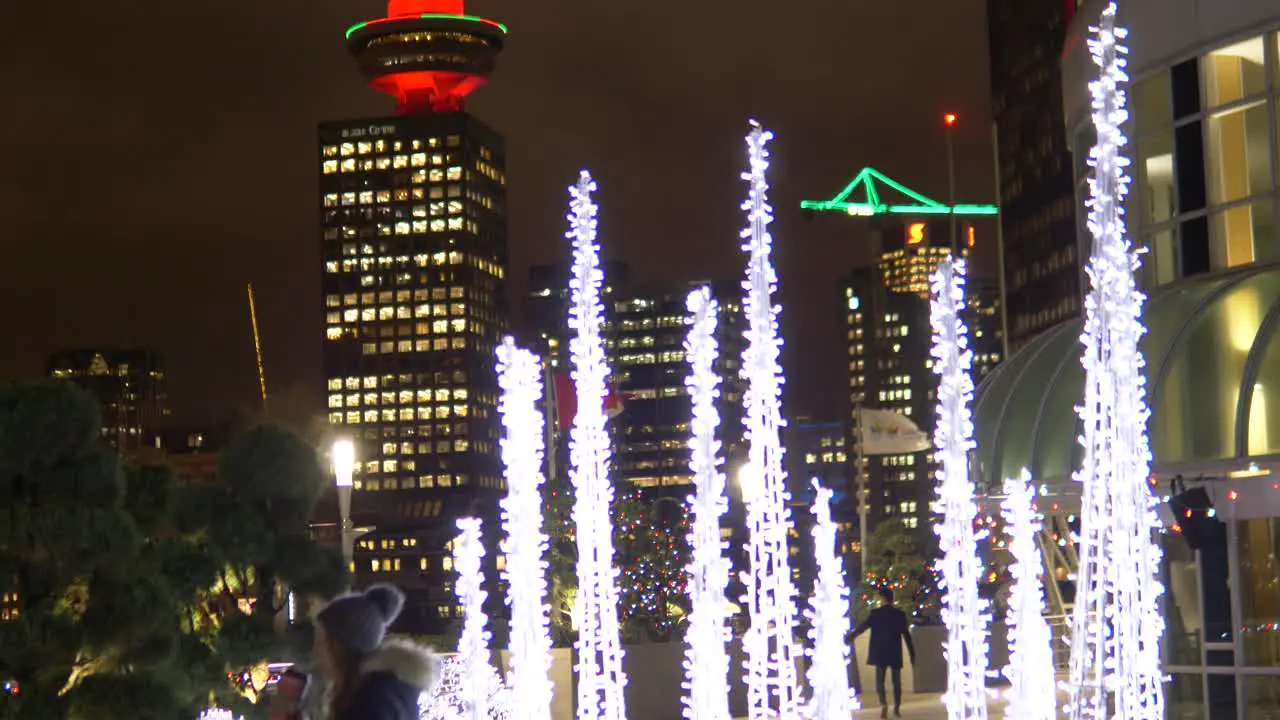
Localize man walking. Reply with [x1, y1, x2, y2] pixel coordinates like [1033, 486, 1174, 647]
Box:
[852, 588, 915, 718]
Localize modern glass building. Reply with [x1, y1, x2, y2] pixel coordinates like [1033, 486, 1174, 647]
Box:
[977, 1, 1280, 716]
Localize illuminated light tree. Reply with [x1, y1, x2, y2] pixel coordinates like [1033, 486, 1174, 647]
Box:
[565, 170, 628, 720]
[421, 656, 513, 720]
[497, 339, 555, 720]
[681, 286, 732, 720]
[1001, 470, 1055, 720]
[455, 518, 493, 720]
[928, 256, 989, 719]
[1067, 5, 1165, 719]
[805, 480, 859, 720]
[738, 120, 802, 720]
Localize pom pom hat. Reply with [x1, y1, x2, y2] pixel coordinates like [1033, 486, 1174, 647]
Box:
[317, 583, 406, 654]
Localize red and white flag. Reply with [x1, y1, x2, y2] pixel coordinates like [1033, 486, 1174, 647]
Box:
[551, 373, 626, 430]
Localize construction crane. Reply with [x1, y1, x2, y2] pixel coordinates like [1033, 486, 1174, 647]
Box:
[247, 282, 269, 416]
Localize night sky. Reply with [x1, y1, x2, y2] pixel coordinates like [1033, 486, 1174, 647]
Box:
[0, 0, 996, 430]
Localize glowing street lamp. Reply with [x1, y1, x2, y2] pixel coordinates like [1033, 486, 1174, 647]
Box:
[332, 439, 356, 574]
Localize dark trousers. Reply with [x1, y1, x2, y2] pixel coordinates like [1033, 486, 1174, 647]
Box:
[874, 664, 902, 709]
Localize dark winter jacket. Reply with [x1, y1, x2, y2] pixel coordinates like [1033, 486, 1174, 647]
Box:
[852, 605, 916, 669]
[330, 638, 440, 720]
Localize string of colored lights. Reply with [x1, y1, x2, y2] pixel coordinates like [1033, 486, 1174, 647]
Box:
[496, 338, 554, 720]
[565, 170, 628, 720]
[454, 517, 491, 720]
[681, 286, 732, 720]
[806, 480, 859, 720]
[1068, 5, 1165, 719]
[738, 121, 801, 720]
[1001, 470, 1055, 720]
[928, 256, 989, 719]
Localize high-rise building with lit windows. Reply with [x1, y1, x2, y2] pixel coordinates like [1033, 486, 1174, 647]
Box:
[608, 281, 746, 493]
[844, 257, 1002, 550]
[988, 0, 1084, 350]
[319, 0, 508, 633]
[46, 348, 169, 454]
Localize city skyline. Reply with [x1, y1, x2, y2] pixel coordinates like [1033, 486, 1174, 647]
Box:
[0, 0, 997, 428]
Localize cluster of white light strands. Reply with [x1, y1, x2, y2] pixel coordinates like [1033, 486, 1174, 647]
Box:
[455, 517, 493, 720]
[681, 286, 732, 720]
[928, 256, 989, 720]
[497, 338, 555, 720]
[1067, 4, 1165, 719]
[565, 170, 628, 720]
[804, 480, 858, 720]
[197, 710, 241, 720]
[737, 121, 802, 720]
[1001, 470, 1055, 720]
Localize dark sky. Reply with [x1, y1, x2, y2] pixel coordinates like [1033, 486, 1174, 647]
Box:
[0, 0, 996, 430]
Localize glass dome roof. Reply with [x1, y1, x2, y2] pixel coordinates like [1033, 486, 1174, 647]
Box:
[973, 263, 1280, 491]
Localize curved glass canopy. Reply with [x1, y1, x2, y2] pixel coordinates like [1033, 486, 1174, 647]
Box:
[973, 264, 1280, 490]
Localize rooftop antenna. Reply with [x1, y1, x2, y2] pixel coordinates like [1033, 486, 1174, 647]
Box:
[247, 282, 269, 416]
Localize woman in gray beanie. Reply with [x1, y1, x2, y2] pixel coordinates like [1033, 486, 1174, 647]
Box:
[311, 583, 439, 720]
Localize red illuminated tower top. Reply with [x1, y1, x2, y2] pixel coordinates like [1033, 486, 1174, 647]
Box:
[346, 0, 506, 115]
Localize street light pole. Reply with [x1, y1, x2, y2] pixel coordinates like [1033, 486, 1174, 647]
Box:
[853, 403, 869, 576]
[332, 439, 356, 578]
[944, 112, 959, 254]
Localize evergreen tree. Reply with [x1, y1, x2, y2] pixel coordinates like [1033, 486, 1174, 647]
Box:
[0, 380, 344, 719]
[854, 518, 939, 624]
[613, 485, 689, 643]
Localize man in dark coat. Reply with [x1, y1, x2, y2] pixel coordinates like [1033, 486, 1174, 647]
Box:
[852, 588, 916, 718]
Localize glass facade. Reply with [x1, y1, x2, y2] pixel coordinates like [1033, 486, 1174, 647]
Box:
[1128, 30, 1280, 288]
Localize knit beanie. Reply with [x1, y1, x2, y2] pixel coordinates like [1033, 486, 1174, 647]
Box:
[316, 583, 406, 654]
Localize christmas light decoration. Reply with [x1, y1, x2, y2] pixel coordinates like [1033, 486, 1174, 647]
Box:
[1001, 470, 1055, 720]
[805, 480, 858, 720]
[455, 517, 492, 720]
[928, 256, 989, 719]
[737, 121, 801, 720]
[565, 170, 628, 720]
[197, 710, 241, 720]
[421, 656, 513, 720]
[1067, 5, 1165, 719]
[496, 338, 554, 720]
[681, 286, 732, 720]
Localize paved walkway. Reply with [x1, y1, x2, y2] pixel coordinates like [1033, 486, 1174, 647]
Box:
[852, 692, 1004, 719]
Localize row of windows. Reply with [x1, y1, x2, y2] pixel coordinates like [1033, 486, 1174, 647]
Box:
[327, 372, 470, 390]
[356, 338, 469, 354]
[615, 351, 687, 365]
[329, 388, 469, 405]
[325, 286, 472, 307]
[323, 137, 461, 156]
[354, 474, 505, 491]
[330, 405, 471, 423]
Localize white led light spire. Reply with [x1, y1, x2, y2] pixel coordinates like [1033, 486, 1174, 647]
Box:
[565, 170, 628, 720]
[1068, 5, 1165, 719]
[1001, 470, 1055, 720]
[737, 121, 801, 720]
[805, 480, 858, 720]
[455, 517, 492, 720]
[929, 256, 989, 720]
[681, 287, 732, 720]
[497, 338, 554, 720]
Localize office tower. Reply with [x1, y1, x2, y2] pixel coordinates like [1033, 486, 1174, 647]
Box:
[843, 225, 1003, 550]
[46, 349, 169, 453]
[988, 0, 1083, 349]
[320, 0, 508, 633]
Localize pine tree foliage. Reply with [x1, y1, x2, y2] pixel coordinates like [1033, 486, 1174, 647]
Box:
[0, 380, 345, 720]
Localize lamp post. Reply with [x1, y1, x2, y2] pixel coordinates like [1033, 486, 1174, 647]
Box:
[944, 112, 959, 253]
[332, 439, 356, 575]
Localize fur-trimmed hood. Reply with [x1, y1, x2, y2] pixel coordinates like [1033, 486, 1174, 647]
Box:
[313, 638, 441, 720]
[359, 637, 440, 691]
